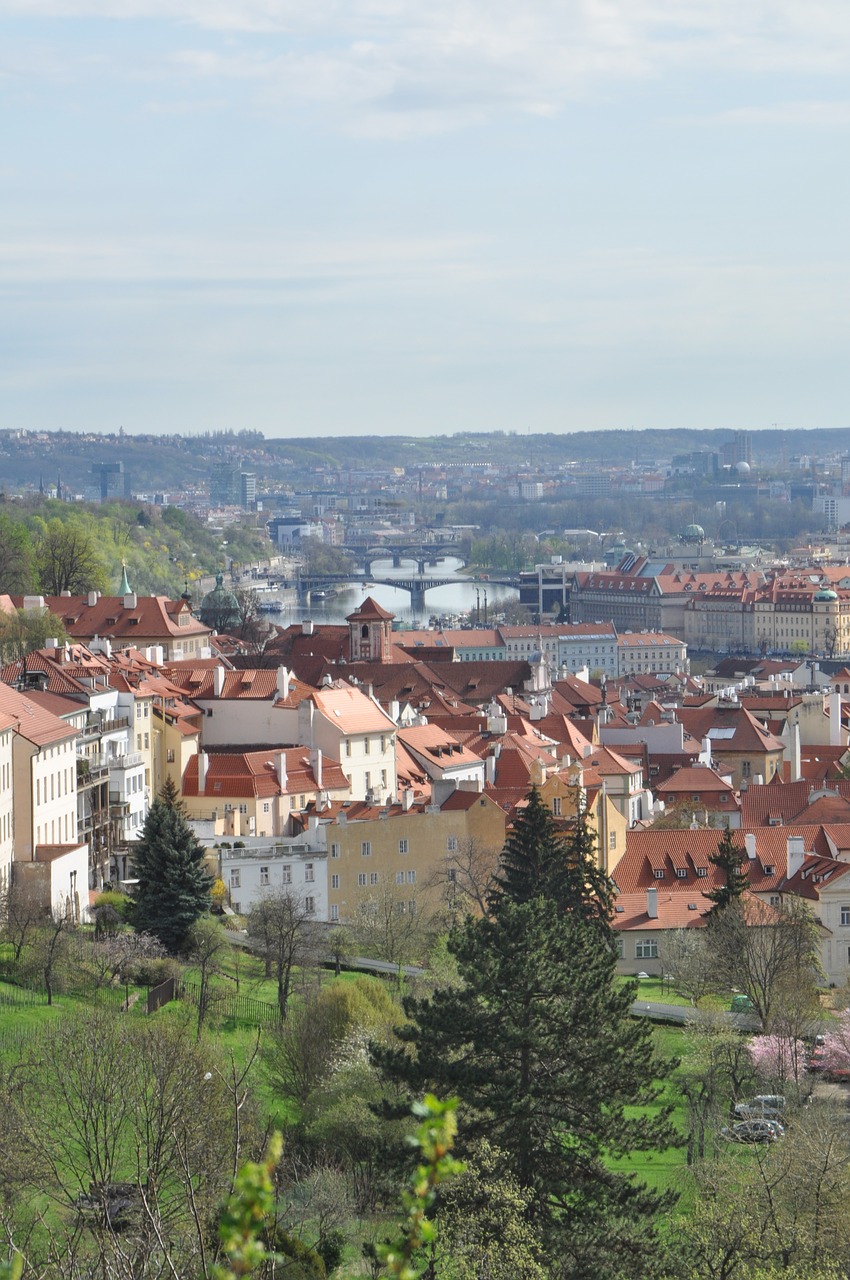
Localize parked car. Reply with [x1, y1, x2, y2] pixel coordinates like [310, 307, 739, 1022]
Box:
[721, 1120, 782, 1144]
[734, 1095, 785, 1120]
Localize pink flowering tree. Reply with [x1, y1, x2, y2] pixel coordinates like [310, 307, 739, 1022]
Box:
[748, 1034, 808, 1085]
[821, 1008, 850, 1073]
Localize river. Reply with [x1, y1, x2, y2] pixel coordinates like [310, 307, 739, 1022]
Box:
[259, 556, 519, 628]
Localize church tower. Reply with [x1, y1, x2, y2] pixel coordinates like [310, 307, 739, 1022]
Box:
[346, 596, 395, 663]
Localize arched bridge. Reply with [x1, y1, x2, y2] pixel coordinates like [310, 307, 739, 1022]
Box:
[341, 543, 467, 576]
[295, 572, 456, 610]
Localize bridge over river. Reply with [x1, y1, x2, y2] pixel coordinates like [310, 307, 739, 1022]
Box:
[267, 568, 519, 611]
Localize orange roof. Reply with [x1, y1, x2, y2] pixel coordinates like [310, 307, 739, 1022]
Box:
[16, 594, 211, 644]
[0, 682, 78, 747]
[182, 747, 349, 799]
[311, 684, 396, 732]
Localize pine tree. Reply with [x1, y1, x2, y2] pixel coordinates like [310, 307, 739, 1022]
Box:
[706, 828, 750, 913]
[374, 789, 677, 1279]
[158, 774, 186, 814]
[132, 798, 213, 952]
[492, 785, 614, 927]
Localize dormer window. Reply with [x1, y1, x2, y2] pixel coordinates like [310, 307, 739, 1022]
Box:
[762, 864, 775, 876]
[675, 868, 687, 879]
[653, 869, 664, 880]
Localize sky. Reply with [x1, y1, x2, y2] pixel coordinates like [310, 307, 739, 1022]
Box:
[3, 2, 850, 438]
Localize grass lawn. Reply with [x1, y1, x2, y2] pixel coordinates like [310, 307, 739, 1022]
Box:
[608, 1025, 691, 1197]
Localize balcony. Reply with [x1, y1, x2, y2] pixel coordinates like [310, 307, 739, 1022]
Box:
[108, 751, 145, 771]
[77, 758, 110, 788]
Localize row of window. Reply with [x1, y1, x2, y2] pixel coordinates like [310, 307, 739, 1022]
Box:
[229, 862, 315, 889]
[352, 836, 456, 857]
[36, 768, 74, 804]
[344, 736, 391, 757]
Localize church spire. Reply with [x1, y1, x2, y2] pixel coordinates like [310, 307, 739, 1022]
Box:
[119, 561, 133, 596]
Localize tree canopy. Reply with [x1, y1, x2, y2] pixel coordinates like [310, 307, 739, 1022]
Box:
[132, 797, 213, 953]
[375, 789, 677, 1279]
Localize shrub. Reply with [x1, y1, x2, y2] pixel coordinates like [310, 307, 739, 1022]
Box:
[92, 891, 134, 923]
[126, 956, 181, 988]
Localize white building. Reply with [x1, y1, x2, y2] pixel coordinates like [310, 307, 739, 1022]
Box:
[298, 683, 398, 803]
[213, 837, 328, 920]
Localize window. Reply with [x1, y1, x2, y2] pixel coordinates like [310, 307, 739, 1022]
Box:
[345, 740, 351, 757]
[552, 797, 562, 817]
[364, 772, 371, 790]
[305, 896, 315, 914]
[230, 869, 240, 889]
[259, 866, 269, 885]
[238, 803, 248, 814]
[358, 873, 367, 887]
[305, 863, 315, 883]
[370, 872, 378, 885]
[381, 769, 387, 788]
[695, 867, 707, 878]
[330, 904, 339, 921]
[614, 937, 624, 959]
[364, 736, 370, 755]
[841, 906, 850, 927]
[331, 874, 340, 889]
[408, 900, 416, 915]
[396, 871, 404, 884]
[166, 749, 175, 763]
[742, 761, 752, 778]
[407, 870, 416, 884]
[281, 865, 292, 884]
[447, 835, 458, 853]
[653, 869, 664, 880]
[770, 895, 780, 907]
[447, 868, 457, 883]
[144, 733, 149, 749]
[361, 841, 372, 857]
[398, 838, 409, 854]
[609, 832, 616, 850]
[635, 938, 658, 959]
[331, 842, 340, 859]
[380, 736, 386, 753]
[263, 802, 270, 813]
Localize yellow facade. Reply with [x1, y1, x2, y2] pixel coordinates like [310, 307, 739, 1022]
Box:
[326, 793, 508, 924]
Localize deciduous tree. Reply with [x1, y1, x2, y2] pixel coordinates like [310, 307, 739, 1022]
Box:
[248, 889, 318, 1019]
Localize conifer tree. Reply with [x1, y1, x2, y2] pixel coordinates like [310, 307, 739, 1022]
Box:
[706, 828, 750, 913]
[132, 798, 213, 953]
[492, 785, 614, 927]
[158, 774, 187, 814]
[374, 788, 677, 1279]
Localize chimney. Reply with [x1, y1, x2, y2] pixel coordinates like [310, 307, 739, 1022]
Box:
[390, 699, 400, 724]
[153, 645, 164, 667]
[830, 689, 843, 747]
[197, 750, 208, 792]
[744, 832, 757, 860]
[646, 887, 658, 919]
[787, 835, 806, 880]
[87, 590, 98, 607]
[277, 751, 288, 792]
[277, 665, 291, 700]
[485, 752, 497, 786]
[790, 722, 802, 783]
[45, 637, 58, 650]
[401, 787, 415, 811]
[213, 666, 225, 697]
[124, 592, 137, 609]
[310, 746, 323, 789]
[302, 618, 314, 636]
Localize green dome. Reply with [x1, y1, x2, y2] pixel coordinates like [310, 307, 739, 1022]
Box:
[814, 588, 838, 601]
[199, 571, 241, 628]
[683, 523, 705, 541]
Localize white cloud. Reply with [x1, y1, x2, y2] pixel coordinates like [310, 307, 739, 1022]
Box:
[6, 2, 850, 135]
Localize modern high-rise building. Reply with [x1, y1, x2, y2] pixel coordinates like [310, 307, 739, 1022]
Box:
[91, 461, 127, 500]
[240, 472, 256, 510]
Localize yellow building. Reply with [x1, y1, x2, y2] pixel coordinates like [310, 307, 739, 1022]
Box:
[324, 788, 508, 923]
[537, 774, 629, 875]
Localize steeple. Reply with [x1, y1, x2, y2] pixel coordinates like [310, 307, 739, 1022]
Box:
[56, 471, 62, 501]
[119, 561, 133, 596]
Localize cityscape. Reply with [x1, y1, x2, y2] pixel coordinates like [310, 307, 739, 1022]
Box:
[5, 0, 850, 1274]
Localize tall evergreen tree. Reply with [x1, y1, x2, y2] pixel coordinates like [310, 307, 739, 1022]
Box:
[706, 828, 750, 913]
[375, 789, 677, 1279]
[492, 786, 614, 927]
[132, 798, 213, 953]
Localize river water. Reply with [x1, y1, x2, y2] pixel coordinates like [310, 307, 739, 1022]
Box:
[260, 556, 519, 628]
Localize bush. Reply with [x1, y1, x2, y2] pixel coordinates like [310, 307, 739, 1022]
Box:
[125, 956, 181, 988]
[92, 891, 134, 923]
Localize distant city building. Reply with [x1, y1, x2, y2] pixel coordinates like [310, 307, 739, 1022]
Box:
[240, 471, 256, 510]
[90, 461, 127, 501]
[209, 463, 240, 506]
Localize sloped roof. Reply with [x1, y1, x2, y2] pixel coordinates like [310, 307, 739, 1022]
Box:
[14, 594, 211, 643]
[0, 682, 78, 747]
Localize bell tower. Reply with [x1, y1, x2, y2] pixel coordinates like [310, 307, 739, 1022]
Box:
[347, 596, 395, 663]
